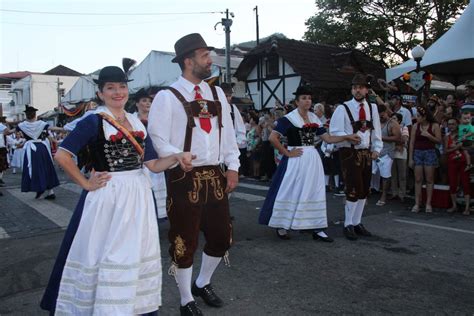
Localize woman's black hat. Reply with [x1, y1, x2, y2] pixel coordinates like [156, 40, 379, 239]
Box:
[134, 88, 153, 102]
[220, 82, 235, 95]
[23, 104, 38, 113]
[93, 66, 133, 84]
[172, 33, 214, 63]
[293, 85, 312, 96]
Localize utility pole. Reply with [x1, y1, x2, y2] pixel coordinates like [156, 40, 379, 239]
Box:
[221, 9, 233, 83]
[57, 77, 63, 112]
[254, 6, 259, 45]
[254, 6, 261, 94]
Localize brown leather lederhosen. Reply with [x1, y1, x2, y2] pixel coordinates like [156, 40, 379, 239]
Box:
[339, 103, 374, 201]
[165, 85, 232, 268]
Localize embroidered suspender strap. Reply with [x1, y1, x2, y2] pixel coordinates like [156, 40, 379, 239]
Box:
[167, 87, 195, 152]
[97, 112, 145, 158]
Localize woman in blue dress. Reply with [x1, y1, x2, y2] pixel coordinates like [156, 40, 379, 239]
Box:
[41, 66, 193, 315]
[17, 105, 62, 199]
[259, 86, 360, 241]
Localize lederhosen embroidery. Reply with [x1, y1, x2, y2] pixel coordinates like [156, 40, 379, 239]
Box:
[166, 86, 225, 204]
[165, 86, 231, 267]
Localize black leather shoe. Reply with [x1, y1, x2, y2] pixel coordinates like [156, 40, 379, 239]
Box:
[35, 191, 44, 199]
[192, 282, 223, 308]
[180, 301, 203, 316]
[312, 231, 334, 242]
[45, 194, 56, 200]
[354, 224, 372, 237]
[275, 229, 290, 240]
[343, 225, 358, 240]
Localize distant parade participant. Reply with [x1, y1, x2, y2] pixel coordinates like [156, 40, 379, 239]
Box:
[220, 82, 247, 176]
[41, 66, 194, 315]
[148, 33, 240, 316]
[8, 131, 26, 174]
[329, 74, 383, 240]
[259, 86, 360, 241]
[134, 87, 168, 219]
[17, 105, 61, 199]
[0, 116, 16, 192]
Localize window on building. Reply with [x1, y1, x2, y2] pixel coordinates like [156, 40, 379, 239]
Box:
[265, 55, 279, 78]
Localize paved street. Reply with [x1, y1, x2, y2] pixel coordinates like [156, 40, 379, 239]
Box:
[1, 168, 474, 315]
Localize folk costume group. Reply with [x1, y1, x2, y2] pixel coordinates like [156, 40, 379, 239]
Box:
[39, 32, 381, 316]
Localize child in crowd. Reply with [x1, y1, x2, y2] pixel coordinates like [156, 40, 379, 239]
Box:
[457, 112, 474, 171]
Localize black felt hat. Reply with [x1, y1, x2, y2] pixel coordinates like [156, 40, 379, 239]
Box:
[293, 85, 312, 96]
[220, 82, 235, 95]
[172, 33, 214, 63]
[134, 88, 153, 102]
[93, 66, 133, 84]
[23, 104, 38, 113]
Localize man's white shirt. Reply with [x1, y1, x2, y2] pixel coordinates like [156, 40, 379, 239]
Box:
[329, 98, 383, 153]
[148, 76, 240, 171]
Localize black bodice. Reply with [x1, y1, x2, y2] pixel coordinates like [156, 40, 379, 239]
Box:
[86, 119, 144, 172]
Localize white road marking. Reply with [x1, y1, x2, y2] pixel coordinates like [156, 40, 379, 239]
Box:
[0, 227, 10, 239]
[238, 183, 270, 191]
[231, 192, 266, 202]
[60, 182, 83, 194]
[394, 219, 474, 235]
[7, 189, 72, 228]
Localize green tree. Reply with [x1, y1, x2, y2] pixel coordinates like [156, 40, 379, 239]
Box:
[304, 0, 468, 66]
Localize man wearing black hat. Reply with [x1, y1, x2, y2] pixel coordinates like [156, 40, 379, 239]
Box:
[17, 105, 60, 199]
[148, 33, 240, 315]
[329, 74, 383, 240]
[220, 82, 247, 176]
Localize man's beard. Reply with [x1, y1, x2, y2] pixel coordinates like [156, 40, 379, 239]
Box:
[353, 94, 365, 102]
[193, 65, 211, 80]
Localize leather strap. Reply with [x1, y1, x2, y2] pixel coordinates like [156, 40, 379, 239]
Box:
[168, 87, 195, 152]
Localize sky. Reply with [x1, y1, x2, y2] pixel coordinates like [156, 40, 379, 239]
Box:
[0, 0, 316, 74]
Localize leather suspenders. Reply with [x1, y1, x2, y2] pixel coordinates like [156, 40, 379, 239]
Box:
[166, 86, 223, 157]
[342, 102, 373, 149]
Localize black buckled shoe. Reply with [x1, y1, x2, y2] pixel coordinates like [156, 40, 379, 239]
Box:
[180, 301, 203, 316]
[45, 194, 56, 200]
[192, 282, 223, 308]
[343, 225, 358, 241]
[312, 231, 334, 242]
[354, 224, 372, 237]
[276, 228, 290, 240]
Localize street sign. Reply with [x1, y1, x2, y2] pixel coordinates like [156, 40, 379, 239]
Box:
[409, 71, 425, 91]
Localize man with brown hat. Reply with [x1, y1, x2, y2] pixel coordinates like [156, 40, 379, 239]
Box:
[329, 74, 383, 240]
[148, 33, 240, 316]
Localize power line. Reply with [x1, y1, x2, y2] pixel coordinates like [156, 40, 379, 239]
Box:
[1, 20, 170, 27]
[0, 8, 224, 16]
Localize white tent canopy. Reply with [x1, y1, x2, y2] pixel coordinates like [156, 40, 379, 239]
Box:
[386, 1, 474, 84]
[61, 75, 97, 107]
[127, 51, 182, 94]
[127, 50, 241, 94]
